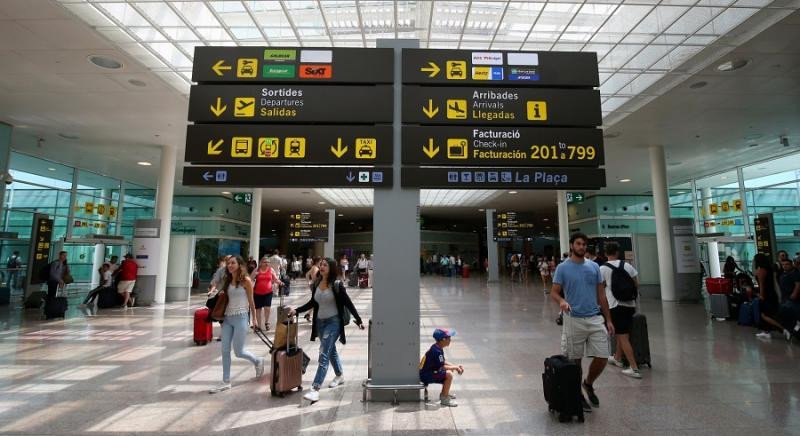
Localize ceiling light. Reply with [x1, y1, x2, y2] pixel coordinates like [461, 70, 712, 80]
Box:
[716, 59, 749, 72]
[221, 191, 231, 195]
[689, 81, 708, 89]
[47, 167, 56, 171]
[58, 133, 80, 140]
[338, 213, 344, 217]
[619, 178, 631, 183]
[137, 161, 152, 166]
[272, 209, 280, 213]
[318, 201, 326, 205]
[508, 191, 518, 195]
[271, 229, 276, 232]
[543, 218, 549, 221]
[478, 209, 485, 212]
[88, 55, 122, 70]
[128, 79, 147, 87]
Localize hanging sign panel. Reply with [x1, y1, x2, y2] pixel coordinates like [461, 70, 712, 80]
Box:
[288, 212, 329, 242]
[185, 124, 393, 165]
[188, 85, 393, 123]
[402, 167, 606, 189]
[402, 49, 599, 87]
[492, 211, 537, 241]
[402, 86, 601, 126]
[192, 47, 394, 84]
[402, 126, 603, 167]
[183, 166, 393, 188]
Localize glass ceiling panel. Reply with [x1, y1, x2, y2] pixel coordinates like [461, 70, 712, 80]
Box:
[61, 0, 776, 124]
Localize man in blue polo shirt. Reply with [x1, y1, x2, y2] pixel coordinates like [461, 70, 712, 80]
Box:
[551, 232, 615, 413]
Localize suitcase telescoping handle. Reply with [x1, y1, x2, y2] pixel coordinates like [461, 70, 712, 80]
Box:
[286, 314, 298, 352]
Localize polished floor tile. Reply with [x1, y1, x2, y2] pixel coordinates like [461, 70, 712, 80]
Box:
[0, 276, 798, 435]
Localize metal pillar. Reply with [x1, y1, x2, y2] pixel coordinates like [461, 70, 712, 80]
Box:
[485, 209, 499, 282]
[736, 167, 751, 237]
[370, 39, 421, 401]
[154, 145, 176, 304]
[702, 187, 721, 277]
[249, 188, 262, 259]
[649, 145, 676, 301]
[557, 190, 570, 257]
[324, 208, 335, 259]
[0, 123, 11, 215]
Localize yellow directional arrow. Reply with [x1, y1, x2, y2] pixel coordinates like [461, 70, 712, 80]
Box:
[212, 60, 232, 76]
[210, 97, 227, 117]
[423, 138, 440, 158]
[420, 61, 440, 78]
[207, 139, 224, 155]
[422, 99, 439, 119]
[330, 138, 348, 158]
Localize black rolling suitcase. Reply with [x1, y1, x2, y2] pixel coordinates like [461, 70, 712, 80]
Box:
[542, 355, 584, 423]
[348, 271, 357, 287]
[628, 313, 651, 368]
[44, 289, 68, 320]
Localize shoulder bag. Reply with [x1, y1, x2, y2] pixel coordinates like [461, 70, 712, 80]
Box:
[334, 280, 352, 326]
[210, 290, 229, 321]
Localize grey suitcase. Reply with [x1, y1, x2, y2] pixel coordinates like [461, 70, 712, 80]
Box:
[710, 293, 730, 319]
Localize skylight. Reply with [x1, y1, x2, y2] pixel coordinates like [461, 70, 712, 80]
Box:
[58, 0, 780, 124]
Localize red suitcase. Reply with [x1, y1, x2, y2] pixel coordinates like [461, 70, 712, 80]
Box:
[358, 272, 369, 288]
[705, 278, 733, 294]
[194, 307, 213, 345]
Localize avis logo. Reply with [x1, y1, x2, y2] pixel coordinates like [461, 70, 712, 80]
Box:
[300, 64, 332, 79]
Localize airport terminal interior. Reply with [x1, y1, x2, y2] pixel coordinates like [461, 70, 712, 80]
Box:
[1, 0, 800, 434]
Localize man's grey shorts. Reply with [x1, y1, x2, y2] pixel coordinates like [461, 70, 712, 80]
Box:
[561, 314, 610, 359]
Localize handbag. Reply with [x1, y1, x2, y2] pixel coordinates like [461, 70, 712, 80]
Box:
[210, 290, 228, 321]
[62, 272, 74, 285]
[334, 280, 352, 326]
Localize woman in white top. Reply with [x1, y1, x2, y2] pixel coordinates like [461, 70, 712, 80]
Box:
[210, 255, 266, 393]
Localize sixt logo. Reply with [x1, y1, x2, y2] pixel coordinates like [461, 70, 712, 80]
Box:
[299, 64, 332, 79]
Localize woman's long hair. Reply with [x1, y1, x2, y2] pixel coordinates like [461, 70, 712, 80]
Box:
[222, 255, 248, 292]
[315, 257, 340, 289]
[723, 256, 737, 273]
[753, 253, 773, 273]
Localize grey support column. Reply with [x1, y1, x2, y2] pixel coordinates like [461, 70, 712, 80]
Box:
[0, 123, 11, 213]
[485, 209, 499, 282]
[115, 184, 125, 236]
[154, 145, 177, 304]
[249, 188, 262, 259]
[736, 167, 751, 237]
[370, 39, 420, 400]
[557, 190, 570, 257]
[702, 187, 721, 277]
[66, 170, 79, 239]
[649, 145, 676, 301]
[324, 209, 335, 259]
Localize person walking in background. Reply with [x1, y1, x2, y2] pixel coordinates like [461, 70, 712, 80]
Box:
[600, 242, 642, 379]
[117, 253, 138, 309]
[538, 256, 551, 292]
[246, 256, 257, 275]
[550, 233, 615, 413]
[250, 256, 279, 331]
[46, 251, 69, 301]
[6, 251, 22, 290]
[289, 258, 365, 403]
[209, 255, 265, 394]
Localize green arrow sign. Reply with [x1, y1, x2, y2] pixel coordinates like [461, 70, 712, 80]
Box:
[566, 192, 585, 203]
[232, 192, 252, 205]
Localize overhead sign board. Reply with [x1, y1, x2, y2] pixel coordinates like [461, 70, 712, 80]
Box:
[401, 167, 606, 189]
[566, 192, 585, 203]
[188, 85, 393, 123]
[492, 211, 536, 241]
[402, 86, 601, 126]
[28, 214, 53, 286]
[183, 166, 392, 188]
[403, 49, 599, 87]
[192, 47, 393, 84]
[186, 124, 392, 165]
[754, 213, 776, 260]
[402, 126, 603, 167]
[288, 212, 329, 242]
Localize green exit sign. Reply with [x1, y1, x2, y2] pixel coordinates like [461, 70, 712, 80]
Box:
[233, 192, 252, 205]
[566, 192, 585, 204]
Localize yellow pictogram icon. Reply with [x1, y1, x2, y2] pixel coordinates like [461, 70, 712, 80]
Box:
[237, 58, 258, 78]
[422, 138, 439, 158]
[447, 138, 468, 159]
[422, 99, 439, 118]
[446, 99, 468, 119]
[526, 101, 548, 121]
[210, 97, 227, 117]
[212, 60, 232, 76]
[420, 61, 441, 78]
[258, 137, 279, 158]
[234, 97, 255, 117]
[355, 138, 376, 159]
[231, 137, 253, 158]
[207, 139, 224, 155]
[285, 137, 306, 158]
[330, 138, 348, 158]
[446, 61, 467, 80]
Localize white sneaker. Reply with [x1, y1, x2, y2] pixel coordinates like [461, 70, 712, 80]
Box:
[255, 358, 265, 378]
[209, 382, 231, 394]
[621, 368, 642, 379]
[608, 356, 624, 368]
[784, 329, 792, 341]
[303, 389, 320, 402]
[440, 396, 458, 407]
[329, 375, 345, 388]
[755, 331, 771, 339]
[794, 321, 800, 332]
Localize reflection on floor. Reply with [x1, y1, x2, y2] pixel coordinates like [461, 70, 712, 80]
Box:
[0, 276, 798, 435]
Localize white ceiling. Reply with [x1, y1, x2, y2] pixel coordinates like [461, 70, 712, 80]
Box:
[0, 0, 799, 223]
